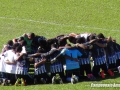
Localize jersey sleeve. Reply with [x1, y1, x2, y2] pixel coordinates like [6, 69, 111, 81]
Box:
[60, 48, 66, 55]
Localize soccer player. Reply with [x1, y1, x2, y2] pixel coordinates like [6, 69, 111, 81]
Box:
[111, 39, 120, 73]
[32, 34, 47, 53]
[105, 37, 117, 72]
[90, 34, 114, 78]
[76, 37, 95, 80]
[51, 44, 82, 84]
[3, 43, 19, 85]
[42, 43, 65, 84]
[33, 48, 50, 84]
[1, 40, 13, 54]
[21, 33, 33, 54]
[15, 45, 29, 86]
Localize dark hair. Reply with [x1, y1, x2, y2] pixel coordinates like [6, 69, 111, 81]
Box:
[19, 40, 27, 46]
[12, 43, 20, 50]
[37, 48, 46, 53]
[47, 38, 57, 46]
[89, 34, 96, 40]
[28, 32, 35, 39]
[7, 40, 13, 46]
[56, 34, 65, 40]
[18, 37, 24, 41]
[76, 37, 85, 44]
[31, 33, 35, 39]
[68, 36, 76, 44]
[97, 33, 105, 39]
[38, 40, 47, 47]
[15, 45, 22, 52]
[58, 38, 67, 46]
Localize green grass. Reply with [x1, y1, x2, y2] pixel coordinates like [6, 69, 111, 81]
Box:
[1, 76, 120, 90]
[0, 0, 120, 90]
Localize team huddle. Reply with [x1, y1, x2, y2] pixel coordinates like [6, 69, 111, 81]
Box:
[0, 32, 120, 85]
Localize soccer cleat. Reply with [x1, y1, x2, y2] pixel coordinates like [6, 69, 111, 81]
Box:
[2, 79, 7, 86]
[71, 75, 78, 84]
[34, 78, 37, 84]
[21, 78, 26, 86]
[15, 78, 21, 86]
[87, 74, 96, 80]
[73, 75, 78, 83]
[59, 78, 63, 84]
[71, 78, 75, 84]
[55, 74, 63, 84]
[40, 78, 46, 84]
[117, 66, 120, 73]
[108, 69, 114, 76]
[52, 74, 63, 84]
[52, 76, 56, 84]
[87, 74, 91, 79]
[100, 70, 105, 78]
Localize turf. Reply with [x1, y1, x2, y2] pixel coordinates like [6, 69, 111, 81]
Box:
[0, 0, 120, 90]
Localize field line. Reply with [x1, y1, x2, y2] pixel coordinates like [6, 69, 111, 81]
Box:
[0, 16, 119, 32]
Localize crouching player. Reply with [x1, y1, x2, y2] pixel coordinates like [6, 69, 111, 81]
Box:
[33, 49, 51, 84]
[51, 44, 82, 84]
[90, 35, 114, 78]
[15, 45, 29, 86]
[76, 37, 96, 80]
[43, 44, 65, 84]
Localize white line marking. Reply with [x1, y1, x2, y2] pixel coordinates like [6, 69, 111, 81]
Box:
[0, 16, 120, 32]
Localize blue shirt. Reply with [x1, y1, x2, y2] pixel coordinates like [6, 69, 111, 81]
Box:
[61, 48, 82, 70]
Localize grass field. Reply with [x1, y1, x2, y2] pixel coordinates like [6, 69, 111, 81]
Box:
[0, 0, 120, 90]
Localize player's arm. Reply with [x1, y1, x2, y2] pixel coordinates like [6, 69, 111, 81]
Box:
[28, 53, 41, 57]
[65, 55, 79, 62]
[50, 48, 66, 64]
[34, 58, 47, 68]
[75, 43, 87, 49]
[4, 60, 16, 65]
[95, 42, 107, 48]
[42, 49, 58, 57]
[15, 53, 26, 61]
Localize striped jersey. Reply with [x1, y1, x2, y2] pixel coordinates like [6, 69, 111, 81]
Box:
[91, 40, 106, 65]
[34, 56, 47, 75]
[49, 48, 64, 73]
[78, 47, 91, 65]
[16, 54, 29, 75]
[105, 42, 117, 64]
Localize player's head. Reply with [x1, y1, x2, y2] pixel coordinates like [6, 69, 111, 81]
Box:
[12, 43, 20, 50]
[15, 45, 22, 53]
[58, 38, 67, 47]
[89, 34, 97, 40]
[47, 38, 58, 48]
[38, 39, 47, 48]
[68, 36, 76, 44]
[19, 40, 27, 46]
[27, 32, 35, 40]
[7, 40, 13, 49]
[37, 48, 46, 53]
[18, 37, 24, 42]
[76, 37, 85, 44]
[97, 33, 105, 39]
